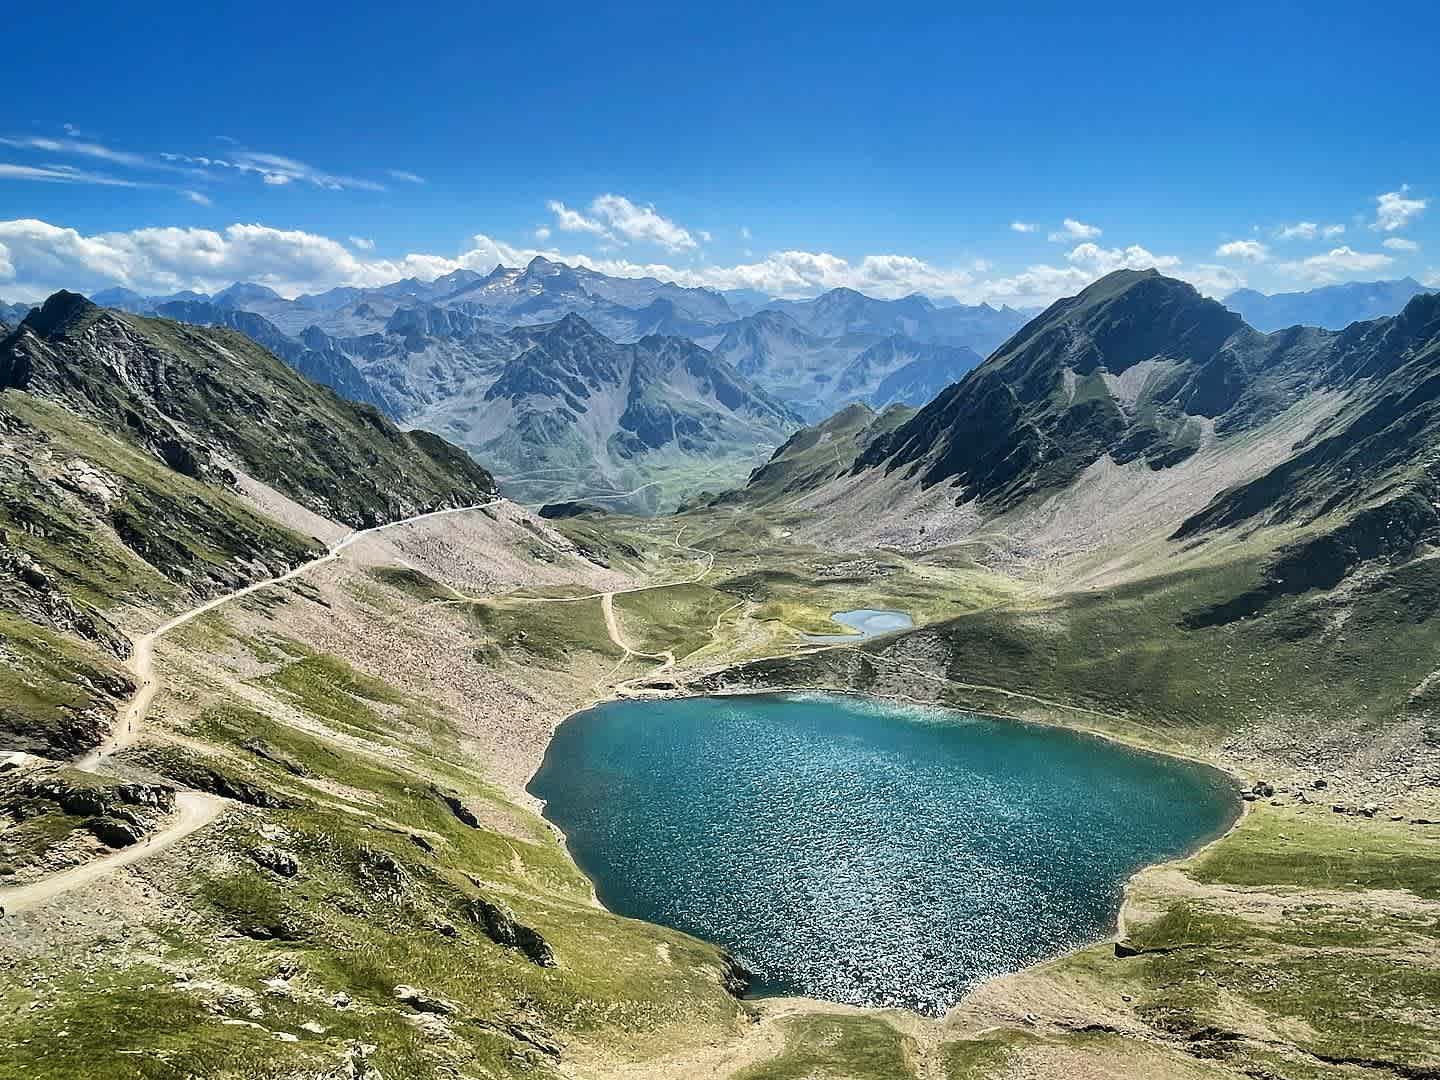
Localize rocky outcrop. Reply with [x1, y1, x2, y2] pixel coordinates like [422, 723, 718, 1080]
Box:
[430, 785, 482, 829]
[4, 770, 175, 850]
[0, 535, 130, 658]
[85, 815, 147, 848]
[462, 895, 557, 967]
[0, 293, 497, 529]
[16, 772, 175, 817]
[251, 845, 300, 877]
[393, 984, 455, 1015]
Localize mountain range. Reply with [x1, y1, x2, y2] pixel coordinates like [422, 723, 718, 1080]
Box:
[1224, 276, 1435, 331]
[727, 270, 1440, 613]
[408, 313, 802, 509]
[6, 268, 1435, 513]
[86, 260, 1021, 392]
[18, 258, 1029, 507]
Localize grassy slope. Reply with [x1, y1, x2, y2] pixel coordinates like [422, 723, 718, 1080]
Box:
[665, 509, 1440, 1078]
[1, 578, 744, 1080]
[1, 297, 496, 528]
[0, 391, 323, 754]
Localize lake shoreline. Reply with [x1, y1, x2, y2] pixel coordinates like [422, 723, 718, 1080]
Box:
[527, 687, 1245, 1022]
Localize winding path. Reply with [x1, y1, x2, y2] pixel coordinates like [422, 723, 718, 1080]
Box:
[1, 502, 490, 915]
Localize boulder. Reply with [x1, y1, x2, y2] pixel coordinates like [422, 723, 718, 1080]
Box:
[463, 896, 557, 967]
[86, 815, 145, 847]
[393, 985, 454, 1016]
[345, 1041, 383, 1080]
[251, 845, 300, 877]
[429, 785, 481, 829]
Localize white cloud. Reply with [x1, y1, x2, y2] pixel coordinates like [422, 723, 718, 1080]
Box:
[1179, 263, 1246, 296]
[740, 226, 752, 240]
[387, 169, 426, 184]
[161, 149, 384, 192]
[182, 190, 212, 206]
[1215, 240, 1270, 263]
[0, 219, 431, 300]
[533, 226, 551, 241]
[1, 131, 394, 198]
[699, 229, 713, 244]
[547, 200, 613, 239]
[0, 134, 189, 174]
[1383, 237, 1419, 252]
[349, 236, 374, 250]
[1066, 242, 1180, 275]
[545, 194, 698, 252]
[0, 163, 144, 187]
[1425, 269, 1440, 288]
[1010, 221, 1037, 233]
[589, 194, 696, 252]
[1277, 245, 1395, 283]
[1048, 218, 1102, 242]
[1374, 186, 1426, 231]
[1275, 221, 1348, 242]
[0, 216, 1232, 309]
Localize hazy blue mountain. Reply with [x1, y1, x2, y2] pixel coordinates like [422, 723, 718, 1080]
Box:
[1224, 278, 1435, 331]
[833, 336, 985, 409]
[708, 310, 876, 417]
[407, 313, 801, 510]
[766, 287, 1028, 355]
[438, 256, 738, 336]
[720, 288, 776, 316]
[89, 286, 153, 311]
[154, 299, 398, 415]
[1, 300, 34, 324]
[212, 281, 287, 309]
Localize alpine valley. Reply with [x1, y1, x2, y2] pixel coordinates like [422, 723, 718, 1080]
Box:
[24, 258, 1027, 512]
[2, 260, 1439, 1080]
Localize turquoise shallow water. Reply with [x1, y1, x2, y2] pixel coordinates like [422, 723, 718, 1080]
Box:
[529, 693, 1237, 1015]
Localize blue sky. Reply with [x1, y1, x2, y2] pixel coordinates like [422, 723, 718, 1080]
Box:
[0, 0, 1435, 304]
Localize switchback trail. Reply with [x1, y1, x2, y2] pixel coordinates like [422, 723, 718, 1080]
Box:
[0, 792, 224, 914]
[3, 502, 491, 914]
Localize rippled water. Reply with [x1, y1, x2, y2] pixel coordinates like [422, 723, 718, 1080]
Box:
[529, 693, 1237, 1014]
[803, 608, 915, 642]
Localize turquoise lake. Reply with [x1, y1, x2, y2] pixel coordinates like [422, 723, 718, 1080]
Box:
[529, 693, 1237, 1015]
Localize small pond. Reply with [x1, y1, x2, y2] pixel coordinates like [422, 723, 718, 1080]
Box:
[803, 608, 915, 642]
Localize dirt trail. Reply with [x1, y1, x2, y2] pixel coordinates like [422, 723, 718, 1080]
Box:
[6, 503, 491, 912]
[0, 792, 223, 914]
[601, 592, 659, 662]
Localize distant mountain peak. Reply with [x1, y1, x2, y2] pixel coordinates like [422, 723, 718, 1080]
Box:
[1224, 276, 1435, 332]
[21, 290, 100, 339]
[214, 281, 285, 307]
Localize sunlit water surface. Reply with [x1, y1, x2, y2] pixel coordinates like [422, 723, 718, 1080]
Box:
[803, 608, 914, 642]
[530, 692, 1236, 1014]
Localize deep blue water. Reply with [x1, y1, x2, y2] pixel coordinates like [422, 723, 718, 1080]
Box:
[529, 693, 1237, 1015]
